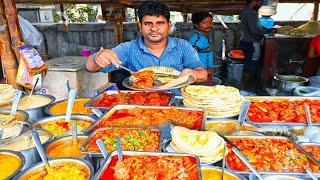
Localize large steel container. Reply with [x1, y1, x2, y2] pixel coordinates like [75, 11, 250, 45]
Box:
[45, 135, 92, 165]
[14, 158, 94, 180]
[0, 150, 25, 179]
[0, 94, 55, 124]
[0, 130, 52, 170]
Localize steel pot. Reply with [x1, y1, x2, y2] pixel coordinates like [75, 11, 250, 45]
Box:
[14, 158, 94, 180]
[0, 150, 25, 179]
[0, 109, 30, 140]
[45, 135, 92, 165]
[201, 166, 245, 180]
[274, 75, 308, 92]
[0, 94, 55, 124]
[0, 130, 52, 170]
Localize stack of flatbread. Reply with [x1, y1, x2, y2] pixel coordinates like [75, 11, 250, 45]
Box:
[0, 114, 21, 139]
[0, 84, 15, 106]
[181, 85, 243, 118]
[170, 126, 226, 163]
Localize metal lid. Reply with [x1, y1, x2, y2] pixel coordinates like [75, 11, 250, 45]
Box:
[47, 56, 87, 72]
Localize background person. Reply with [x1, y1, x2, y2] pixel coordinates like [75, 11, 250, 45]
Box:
[188, 12, 214, 83]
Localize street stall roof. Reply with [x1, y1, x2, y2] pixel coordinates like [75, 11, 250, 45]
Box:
[15, 0, 320, 15]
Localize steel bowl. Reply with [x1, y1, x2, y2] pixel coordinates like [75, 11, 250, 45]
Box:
[45, 135, 92, 164]
[45, 98, 93, 116]
[0, 130, 52, 170]
[0, 94, 55, 124]
[0, 109, 30, 140]
[33, 115, 96, 137]
[274, 75, 308, 92]
[14, 158, 94, 180]
[0, 150, 25, 179]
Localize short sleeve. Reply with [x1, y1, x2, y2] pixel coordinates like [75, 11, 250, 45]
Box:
[112, 41, 131, 66]
[182, 40, 205, 69]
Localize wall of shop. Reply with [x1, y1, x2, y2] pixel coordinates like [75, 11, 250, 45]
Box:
[33, 21, 308, 60]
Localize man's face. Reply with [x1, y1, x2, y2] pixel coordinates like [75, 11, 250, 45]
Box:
[140, 15, 171, 43]
[195, 16, 213, 35]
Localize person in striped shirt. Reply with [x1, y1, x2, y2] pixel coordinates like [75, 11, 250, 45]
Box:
[86, 1, 207, 83]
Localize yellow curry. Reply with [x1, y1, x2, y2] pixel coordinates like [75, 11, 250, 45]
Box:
[0, 153, 21, 179]
[49, 98, 92, 115]
[20, 162, 90, 180]
[46, 137, 86, 158]
[202, 168, 239, 180]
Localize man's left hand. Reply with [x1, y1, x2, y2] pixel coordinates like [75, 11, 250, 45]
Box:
[179, 68, 197, 79]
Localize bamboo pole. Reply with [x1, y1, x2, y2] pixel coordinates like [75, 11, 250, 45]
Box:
[0, 0, 19, 88]
[312, 2, 319, 21]
[3, 0, 24, 58]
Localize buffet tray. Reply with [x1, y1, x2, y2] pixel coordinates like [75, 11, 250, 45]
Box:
[80, 126, 161, 157]
[245, 96, 320, 127]
[94, 151, 202, 180]
[84, 90, 174, 110]
[225, 135, 320, 177]
[299, 142, 320, 164]
[84, 105, 206, 133]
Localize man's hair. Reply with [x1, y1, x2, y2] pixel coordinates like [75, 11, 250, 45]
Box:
[137, 1, 170, 22]
[191, 12, 212, 25]
[247, 0, 261, 4]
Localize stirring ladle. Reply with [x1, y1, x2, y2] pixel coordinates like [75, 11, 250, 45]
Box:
[30, 130, 52, 174]
[221, 143, 227, 180]
[305, 105, 312, 127]
[96, 138, 109, 159]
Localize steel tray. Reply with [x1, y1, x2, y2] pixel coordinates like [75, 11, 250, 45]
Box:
[84, 105, 206, 134]
[85, 90, 174, 110]
[80, 126, 162, 157]
[245, 96, 320, 127]
[298, 142, 320, 164]
[224, 135, 320, 178]
[94, 151, 202, 180]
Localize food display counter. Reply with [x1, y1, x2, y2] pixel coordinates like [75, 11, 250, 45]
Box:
[1, 81, 320, 180]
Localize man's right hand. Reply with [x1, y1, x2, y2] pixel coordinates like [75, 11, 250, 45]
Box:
[95, 48, 122, 68]
[86, 48, 122, 72]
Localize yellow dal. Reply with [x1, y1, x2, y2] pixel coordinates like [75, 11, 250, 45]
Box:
[1, 95, 51, 110]
[202, 169, 239, 180]
[46, 137, 86, 158]
[0, 153, 21, 179]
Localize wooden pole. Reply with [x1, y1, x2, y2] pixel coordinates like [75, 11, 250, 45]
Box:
[0, 0, 19, 87]
[312, 2, 319, 21]
[3, 0, 24, 58]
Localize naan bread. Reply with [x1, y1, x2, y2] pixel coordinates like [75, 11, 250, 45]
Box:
[170, 126, 226, 163]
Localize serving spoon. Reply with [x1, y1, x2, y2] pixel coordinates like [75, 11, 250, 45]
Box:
[96, 138, 109, 159]
[235, 101, 250, 135]
[304, 105, 319, 139]
[30, 130, 53, 174]
[116, 136, 123, 161]
[221, 143, 227, 180]
[10, 90, 22, 117]
[27, 77, 39, 100]
[65, 89, 77, 146]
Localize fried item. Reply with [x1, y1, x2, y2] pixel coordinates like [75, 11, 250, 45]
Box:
[131, 70, 155, 88]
